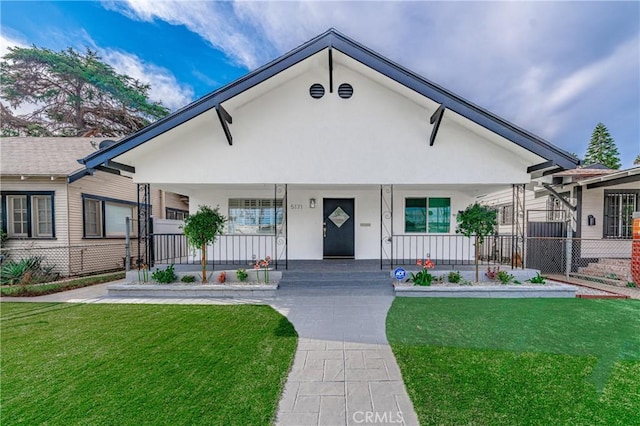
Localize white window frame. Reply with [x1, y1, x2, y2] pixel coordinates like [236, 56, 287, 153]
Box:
[2, 193, 55, 239]
[83, 196, 136, 238]
[7, 195, 28, 237]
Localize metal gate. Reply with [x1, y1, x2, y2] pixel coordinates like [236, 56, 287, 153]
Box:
[526, 210, 567, 274]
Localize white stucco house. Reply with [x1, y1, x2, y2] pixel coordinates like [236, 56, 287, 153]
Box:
[76, 29, 579, 268]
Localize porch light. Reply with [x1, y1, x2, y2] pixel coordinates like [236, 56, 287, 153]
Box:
[309, 198, 316, 208]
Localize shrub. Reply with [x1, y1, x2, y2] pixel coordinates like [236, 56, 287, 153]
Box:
[527, 272, 547, 284]
[181, 275, 196, 283]
[236, 268, 248, 282]
[448, 271, 462, 283]
[496, 270, 515, 284]
[0, 256, 57, 285]
[627, 282, 637, 288]
[408, 270, 434, 286]
[217, 271, 226, 284]
[151, 265, 177, 284]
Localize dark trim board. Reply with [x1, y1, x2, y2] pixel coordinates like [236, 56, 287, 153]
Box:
[78, 29, 579, 171]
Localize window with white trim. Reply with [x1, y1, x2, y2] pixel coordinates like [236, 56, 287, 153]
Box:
[228, 199, 283, 234]
[83, 196, 136, 238]
[604, 190, 638, 239]
[1, 192, 54, 238]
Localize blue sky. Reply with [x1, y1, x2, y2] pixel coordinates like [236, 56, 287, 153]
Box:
[1, 1, 638, 167]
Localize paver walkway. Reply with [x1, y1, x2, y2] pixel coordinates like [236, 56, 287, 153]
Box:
[271, 291, 418, 425]
[2, 274, 419, 426]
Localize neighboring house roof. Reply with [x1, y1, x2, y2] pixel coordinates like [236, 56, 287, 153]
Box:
[575, 166, 640, 189]
[553, 167, 615, 181]
[1, 137, 99, 177]
[79, 28, 579, 172]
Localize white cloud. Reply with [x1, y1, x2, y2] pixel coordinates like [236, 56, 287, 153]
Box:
[0, 32, 26, 57]
[99, 48, 194, 111]
[102, 0, 274, 69]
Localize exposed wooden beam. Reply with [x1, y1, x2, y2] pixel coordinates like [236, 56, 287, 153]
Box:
[68, 168, 94, 184]
[105, 160, 135, 173]
[216, 104, 233, 146]
[95, 165, 122, 176]
[527, 160, 555, 174]
[328, 47, 333, 93]
[429, 104, 445, 146]
[542, 183, 577, 211]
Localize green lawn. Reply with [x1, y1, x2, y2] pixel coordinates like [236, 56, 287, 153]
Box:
[387, 298, 640, 425]
[1, 302, 297, 425]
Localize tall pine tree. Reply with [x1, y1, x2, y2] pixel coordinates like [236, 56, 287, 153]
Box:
[583, 123, 621, 169]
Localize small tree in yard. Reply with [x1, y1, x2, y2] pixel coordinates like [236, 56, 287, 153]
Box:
[456, 203, 497, 282]
[181, 205, 226, 283]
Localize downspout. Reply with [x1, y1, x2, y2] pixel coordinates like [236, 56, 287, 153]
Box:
[65, 176, 72, 277]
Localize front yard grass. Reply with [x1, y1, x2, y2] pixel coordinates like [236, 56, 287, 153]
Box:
[387, 298, 640, 425]
[1, 303, 297, 425]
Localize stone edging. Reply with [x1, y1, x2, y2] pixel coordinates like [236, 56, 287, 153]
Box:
[108, 283, 278, 298]
[394, 282, 576, 298]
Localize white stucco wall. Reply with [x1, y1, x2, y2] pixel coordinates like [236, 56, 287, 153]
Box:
[118, 58, 539, 187]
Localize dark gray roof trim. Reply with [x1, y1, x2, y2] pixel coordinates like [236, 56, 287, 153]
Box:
[79, 29, 579, 170]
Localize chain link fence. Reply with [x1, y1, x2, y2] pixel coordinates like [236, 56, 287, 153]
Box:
[526, 237, 633, 283]
[1, 243, 139, 283]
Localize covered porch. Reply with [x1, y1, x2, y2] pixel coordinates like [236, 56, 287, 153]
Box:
[138, 182, 528, 271]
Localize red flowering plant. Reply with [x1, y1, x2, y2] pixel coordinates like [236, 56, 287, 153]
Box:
[252, 256, 272, 283]
[408, 258, 435, 286]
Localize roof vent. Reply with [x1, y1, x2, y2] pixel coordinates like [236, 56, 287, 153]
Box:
[309, 83, 325, 99]
[98, 139, 117, 150]
[338, 83, 353, 99]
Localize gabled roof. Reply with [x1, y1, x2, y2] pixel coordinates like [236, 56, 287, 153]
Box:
[1, 137, 98, 176]
[79, 28, 580, 171]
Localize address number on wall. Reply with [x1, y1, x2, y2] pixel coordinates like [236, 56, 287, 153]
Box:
[290, 204, 304, 210]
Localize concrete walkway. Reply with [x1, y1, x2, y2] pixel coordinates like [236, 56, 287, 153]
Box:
[2, 278, 419, 426]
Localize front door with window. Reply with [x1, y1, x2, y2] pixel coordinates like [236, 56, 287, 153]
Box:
[323, 198, 355, 258]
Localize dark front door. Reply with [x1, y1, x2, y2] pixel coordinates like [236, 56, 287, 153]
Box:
[323, 198, 355, 258]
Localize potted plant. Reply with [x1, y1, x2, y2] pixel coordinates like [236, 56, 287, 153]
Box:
[456, 202, 497, 282]
[181, 205, 226, 283]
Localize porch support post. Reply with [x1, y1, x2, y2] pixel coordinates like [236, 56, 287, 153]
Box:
[429, 104, 445, 146]
[137, 183, 152, 268]
[215, 104, 233, 146]
[511, 184, 525, 269]
[380, 185, 393, 269]
[275, 184, 288, 270]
